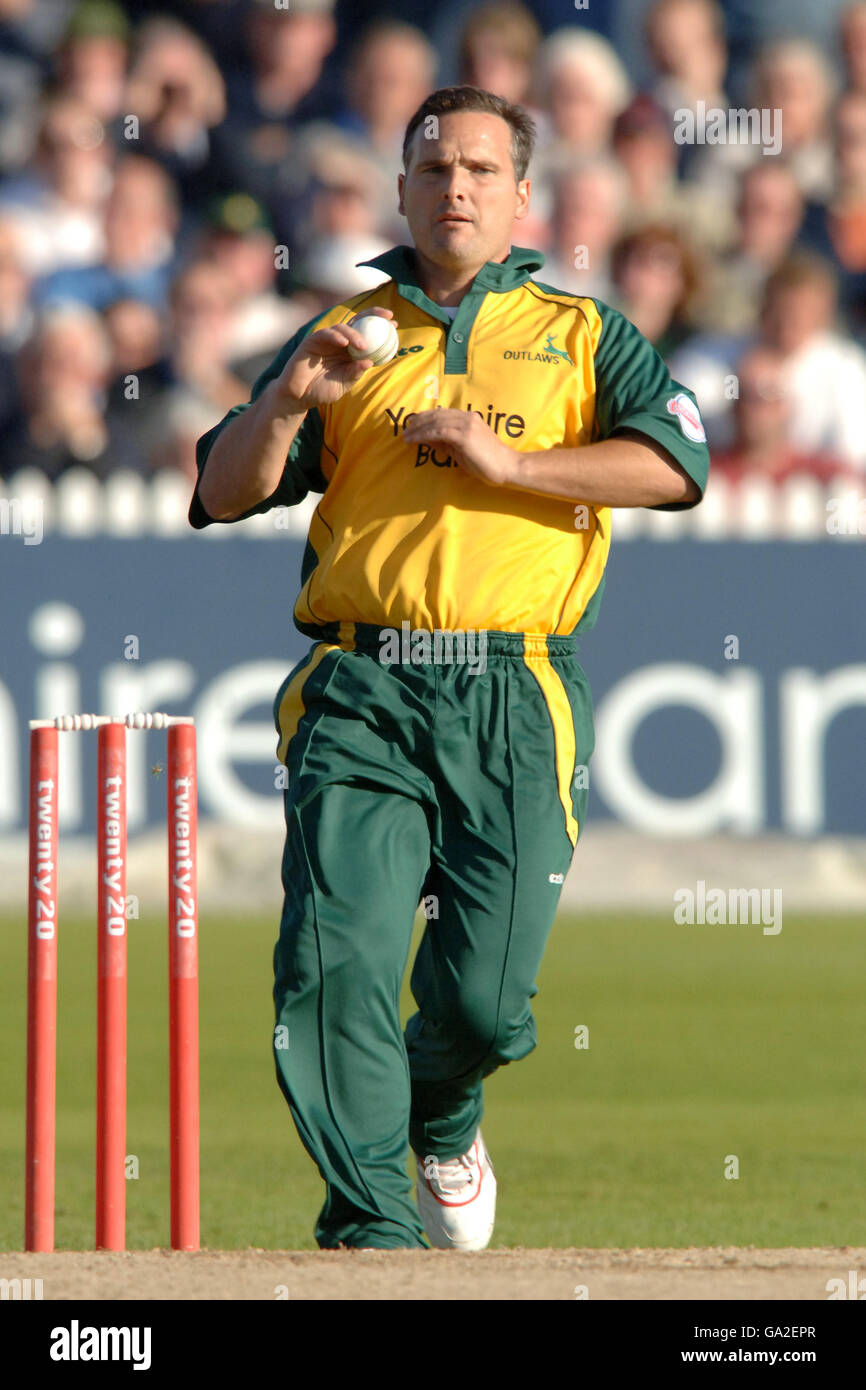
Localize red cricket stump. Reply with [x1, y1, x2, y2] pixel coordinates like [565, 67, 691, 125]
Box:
[96, 721, 127, 1250]
[25, 711, 199, 1252]
[167, 722, 200, 1251]
[25, 726, 59, 1253]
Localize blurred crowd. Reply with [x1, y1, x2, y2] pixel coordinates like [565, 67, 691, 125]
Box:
[2, 0, 866, 490]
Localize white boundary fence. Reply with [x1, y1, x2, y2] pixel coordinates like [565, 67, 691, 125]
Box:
[1, 823, 864, 914]
[1, 467, 864, 541]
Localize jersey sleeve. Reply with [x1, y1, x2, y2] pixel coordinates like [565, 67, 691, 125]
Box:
[188, 312, 330, 530]
[592, 302, 710, 511]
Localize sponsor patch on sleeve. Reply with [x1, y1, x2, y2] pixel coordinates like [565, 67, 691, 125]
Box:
[666, 392, 707, 443]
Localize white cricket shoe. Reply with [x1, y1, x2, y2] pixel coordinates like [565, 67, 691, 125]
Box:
[416, 1129, 496, 1251]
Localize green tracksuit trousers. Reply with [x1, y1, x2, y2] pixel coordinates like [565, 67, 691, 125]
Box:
[271, 625, 594, 1249]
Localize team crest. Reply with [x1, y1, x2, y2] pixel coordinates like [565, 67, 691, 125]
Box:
[666, 392, 706, 443]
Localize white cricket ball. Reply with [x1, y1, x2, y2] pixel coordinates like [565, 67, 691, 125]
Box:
[346, 312, 399, 366]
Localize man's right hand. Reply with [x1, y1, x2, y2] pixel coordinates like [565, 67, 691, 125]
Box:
[273, 308, 398, 413]
[196, 309, 399, 520]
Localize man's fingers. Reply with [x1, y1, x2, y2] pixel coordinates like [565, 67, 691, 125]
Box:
[404, 412, 465, 442]
[308, 324, 369, 355]
[304, 314, 400, 361]
[332, 328, 365, 353]
[405, 426, 458, 443]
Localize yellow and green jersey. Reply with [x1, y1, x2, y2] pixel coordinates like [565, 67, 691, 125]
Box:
[190, 244, 709, 639]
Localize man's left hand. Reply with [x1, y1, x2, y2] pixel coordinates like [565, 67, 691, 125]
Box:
[402, 409, 516, 485]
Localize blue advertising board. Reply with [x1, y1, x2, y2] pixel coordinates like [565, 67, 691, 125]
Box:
[2, 536, 864, 837]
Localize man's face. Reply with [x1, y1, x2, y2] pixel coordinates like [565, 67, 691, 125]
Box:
[399, 110, 529, 271]
[762, 282, 834, 354]
[738, 167, 802, 249]
[649, 0, 723, 78]
[735, 350, 789, 447]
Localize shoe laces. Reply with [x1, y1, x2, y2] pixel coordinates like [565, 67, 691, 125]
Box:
[424, 1149, 475, 1195]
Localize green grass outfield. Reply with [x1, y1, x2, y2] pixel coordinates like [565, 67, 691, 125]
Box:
[1, 908, 863, 1251]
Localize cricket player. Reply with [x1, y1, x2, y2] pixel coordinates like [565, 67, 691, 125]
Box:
[190, 86, 709, 1251]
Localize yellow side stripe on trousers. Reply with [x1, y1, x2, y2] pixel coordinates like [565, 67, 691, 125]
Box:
[276, 642, 343, 765]
[524, 654, 579, 847]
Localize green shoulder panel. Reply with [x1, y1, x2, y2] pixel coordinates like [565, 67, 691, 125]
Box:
[591, 300, 710, 511]
[188, 311, 330, 530]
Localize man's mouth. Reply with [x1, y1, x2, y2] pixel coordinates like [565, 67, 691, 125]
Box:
[437, 213, 472, 224]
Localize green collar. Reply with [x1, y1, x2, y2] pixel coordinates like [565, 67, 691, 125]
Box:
[357, 243, 545, 374]
[358, 244, 545, 321]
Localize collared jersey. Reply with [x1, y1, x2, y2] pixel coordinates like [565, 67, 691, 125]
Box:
[190, 245, 709, 639]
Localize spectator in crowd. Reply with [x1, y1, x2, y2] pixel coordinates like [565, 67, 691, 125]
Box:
[704, 162, 805, 333]
[147, 390, 225, 482]
[533, 28, 632, 157]
[0, 93, 111, 276]
[301, 128, 395, 236]
[271, 118, 398, 256]
[751, 40, 837, 201]
[840, 1, 866, 93]
[122, 15, 226, 211]
[118, 0, 249, 74]
[671, 253, 866, 461]
[541, 157, 629, 299]
[612, 93, 734, 250]
[722, 0, 853, 104]
[2, 0, 866, 494]
[645, 0, 728, 122]
[798, 90, 866, 333]
[0, 301, 144, 480]
[0, 216, 34, 432]
[685, 36, 836, 202]
[332, 20, 437, 184]
[54, 0, 130, 126]
[757, 254, 866, 468]
[105, 259, 248, 460]
[458, 2, 541, 108]
[35, 153, 179, 311]
[278, 128, 394, 307]
[103, 294, 162, 390]
[164, 259, 256, 407]
[0, 0, 69, 173]
[209, 0, 338, 209]
[195, 191, 306, 377]
[611, 223, 703, 360]
[711, 343, 853, 483]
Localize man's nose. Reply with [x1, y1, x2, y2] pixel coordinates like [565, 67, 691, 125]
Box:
[441, 167, 469, 199]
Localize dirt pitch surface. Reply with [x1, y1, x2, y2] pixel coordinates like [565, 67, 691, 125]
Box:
[3, 1247, 863, 1300]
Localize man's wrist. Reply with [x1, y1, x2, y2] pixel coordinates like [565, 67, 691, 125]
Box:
[500, 448, 537, 489]
[266, 379, 307, 420]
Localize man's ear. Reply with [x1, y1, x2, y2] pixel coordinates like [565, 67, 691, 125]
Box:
[398, 172, 405, 216]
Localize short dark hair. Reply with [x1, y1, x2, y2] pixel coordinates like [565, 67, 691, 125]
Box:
[762, 251, 838, 307]
[402, 85, 536, 182]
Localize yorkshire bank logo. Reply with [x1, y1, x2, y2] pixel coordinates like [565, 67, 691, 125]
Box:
[385, 402, 526, 445]
[504, 333, 573, 366]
